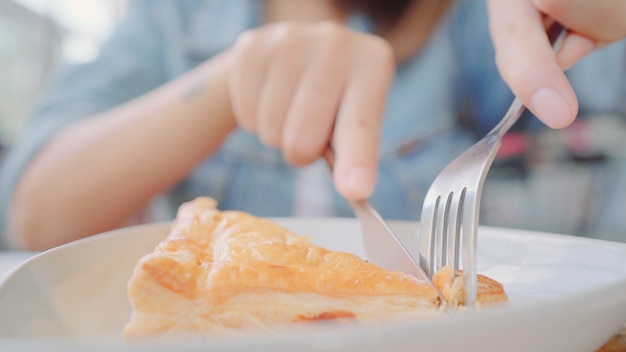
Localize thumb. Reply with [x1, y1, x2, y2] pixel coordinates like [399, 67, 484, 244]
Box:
[488, 0, 578, 129]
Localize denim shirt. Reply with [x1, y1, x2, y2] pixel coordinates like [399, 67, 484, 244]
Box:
[1, 0, 625, 248]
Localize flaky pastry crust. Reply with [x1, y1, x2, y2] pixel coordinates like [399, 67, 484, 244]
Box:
[124, 197, 506, 337]
[432, 266, 508, 307]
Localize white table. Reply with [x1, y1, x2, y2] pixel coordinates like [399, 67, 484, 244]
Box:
[0, 251, 38, 284]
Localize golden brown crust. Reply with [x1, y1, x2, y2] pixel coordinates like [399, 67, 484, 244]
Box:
[432, 266, 508, 307]
[125, 197, 442, 337]
[596, 326, 626, 352]
[297, 310, 356, 322]
[124, 197, 508, 337]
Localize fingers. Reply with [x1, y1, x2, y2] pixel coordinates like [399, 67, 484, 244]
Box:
[280, 31, 349, 165]
[332, 37, 394, 200]
[489, 0, 626, 128]
[531, 0, 626, 43]
[532, 0, 624, 70]
[557, 32, 596, 70]
[229, 30, 271, 131]
[256, 30, 306, 148]
[229, 23, 394, 200]
[488, 0, 578, 128]
[279, 75, 341, 166]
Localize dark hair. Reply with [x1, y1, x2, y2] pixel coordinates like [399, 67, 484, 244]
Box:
[333, 0, 415, 31]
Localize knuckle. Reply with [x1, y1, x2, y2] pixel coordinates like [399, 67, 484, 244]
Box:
[336, 113, 381, 144]
[303, 77, 335, 100]
[350, 115, 379, 132]
[234, 29, 259, 52]
[368, 35, 393, 54]
[494, 51, 534, 87]
[315, 21, 345, 39]
[315, 22, 353, 55]
[492, 21, 536, 52]
[272, 22, 301, 39]
[364, 36, 395, 68]
[270, 23, 304, 54]
[271, 22, 294, 39]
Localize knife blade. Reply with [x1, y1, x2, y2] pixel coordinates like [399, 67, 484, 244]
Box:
[323, 148, 451, 311]
[350, 200, 451, 310]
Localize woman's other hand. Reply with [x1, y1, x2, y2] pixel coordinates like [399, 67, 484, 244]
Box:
[229, 22, 395, 200]
[487, 0, 626, 128]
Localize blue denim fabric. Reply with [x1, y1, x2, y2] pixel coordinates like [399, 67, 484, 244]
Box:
[1, 0, 625, 248]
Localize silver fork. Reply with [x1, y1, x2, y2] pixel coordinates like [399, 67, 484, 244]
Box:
[418, 24, 568, 307]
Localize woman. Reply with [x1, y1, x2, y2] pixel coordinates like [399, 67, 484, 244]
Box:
[1, 0, 625, 250]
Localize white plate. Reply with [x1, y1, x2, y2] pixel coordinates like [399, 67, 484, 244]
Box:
[0, 219, 625, 352]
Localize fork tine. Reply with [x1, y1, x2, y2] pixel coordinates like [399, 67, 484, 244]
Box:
[429, 195, 442, 276]
[461, 190, 478, 305]
[436, 192, 453, 272]
[419, 194, 437, 277]
[446, 189, 463, 273]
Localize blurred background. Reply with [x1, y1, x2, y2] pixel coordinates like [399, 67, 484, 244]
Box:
[0, 0, 127, 158]
[1, 0, 625, 243]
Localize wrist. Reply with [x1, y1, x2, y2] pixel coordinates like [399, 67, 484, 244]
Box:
[178, 51, 238, 136]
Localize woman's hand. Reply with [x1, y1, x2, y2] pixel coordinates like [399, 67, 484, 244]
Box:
[487, 0, 626, 128]
[229, 22, 395, 200]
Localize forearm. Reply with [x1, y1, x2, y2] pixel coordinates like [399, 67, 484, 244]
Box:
[11, 52, 236, 250]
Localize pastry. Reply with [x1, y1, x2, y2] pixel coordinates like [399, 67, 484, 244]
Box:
[124, 197, 507, 337]
[432, 265, 508, 308]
